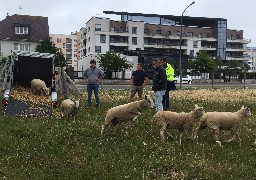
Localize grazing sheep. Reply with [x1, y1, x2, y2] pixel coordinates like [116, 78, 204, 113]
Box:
[31, 79, 50, 96]
[101, 95, 155, 135]
[60, 99, 80, 117]
[193, 106, 252, 147]
[152, 105, 205, 145]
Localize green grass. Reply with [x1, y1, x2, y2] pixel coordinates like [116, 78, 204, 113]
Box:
[0, 89, 256, 179]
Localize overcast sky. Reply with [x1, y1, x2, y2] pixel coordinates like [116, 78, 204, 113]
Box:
[1, 0, 255, 46]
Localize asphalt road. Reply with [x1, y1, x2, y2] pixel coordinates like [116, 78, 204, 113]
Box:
[75, 82, 256, 90]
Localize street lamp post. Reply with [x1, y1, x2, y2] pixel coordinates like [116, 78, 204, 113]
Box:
[179, 1, 195, 89]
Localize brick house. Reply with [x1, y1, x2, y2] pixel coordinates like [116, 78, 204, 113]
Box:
[0, 14, 49, 57]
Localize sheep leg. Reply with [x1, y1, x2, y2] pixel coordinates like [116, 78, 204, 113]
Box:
[160, 123, 167, 142]
[132, 112, 141, 122]
[101, 119, 111, 135]
[225, 129, 237, 143]
[179, 130, 184, 146]
[211, 128, 223, 147]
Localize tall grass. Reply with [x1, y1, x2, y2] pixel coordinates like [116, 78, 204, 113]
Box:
[0, 88, 256, 179]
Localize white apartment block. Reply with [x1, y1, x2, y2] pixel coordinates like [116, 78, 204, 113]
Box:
[77, 12, 251, 77]
[49, 33, 78, 68]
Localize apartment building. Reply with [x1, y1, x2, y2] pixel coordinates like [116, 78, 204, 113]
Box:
[245, 47, 256, 73]
[0, 14, 49, 57]
[49, 33, 78, 68]
[78, 12, 250, 72]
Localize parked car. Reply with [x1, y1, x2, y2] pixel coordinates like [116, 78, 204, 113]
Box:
[174, 75, 192, 84]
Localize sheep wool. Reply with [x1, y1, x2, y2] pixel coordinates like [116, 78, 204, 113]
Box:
[152, 104, 205, 145]
[101, 95, 154, 135]
[31, 79, 49, 96]
[60, 99, 80, 117]
[193, 106, 252, 147]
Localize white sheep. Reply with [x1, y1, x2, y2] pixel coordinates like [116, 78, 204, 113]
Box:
[101, 95, 155, 135]
[60, 99, 80, 117]
[152, 105, 205, 145]
[31, 79, 50, 96]
[193, 106, 252, 147]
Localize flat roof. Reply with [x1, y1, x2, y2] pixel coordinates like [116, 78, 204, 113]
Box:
[103, 11, 227, 28]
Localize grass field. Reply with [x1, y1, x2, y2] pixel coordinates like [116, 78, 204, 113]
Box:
[0, 88, 256, 179]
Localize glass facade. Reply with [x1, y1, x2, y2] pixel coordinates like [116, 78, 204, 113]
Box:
[217, 20, 227, 60]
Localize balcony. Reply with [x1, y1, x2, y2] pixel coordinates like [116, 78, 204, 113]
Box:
[110, 41, 129, 47]
[226, 56, 248, 61]
[201, 46, 216, 51]
[144, 43, 187, 49]
[226, 47, 247, 52]
[227, 38, 251, 44]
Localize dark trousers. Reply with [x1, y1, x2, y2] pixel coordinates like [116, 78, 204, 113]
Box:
[162, 81, 176, 110]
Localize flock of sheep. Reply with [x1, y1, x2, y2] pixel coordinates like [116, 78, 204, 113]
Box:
[32, 79, 254, 148]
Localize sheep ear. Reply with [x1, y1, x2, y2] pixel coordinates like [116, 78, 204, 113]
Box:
[195, 104, 198, 108]
[241, 105, 244, 109]
[145, 95, 147, 100]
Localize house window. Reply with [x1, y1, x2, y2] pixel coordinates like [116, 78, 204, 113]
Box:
[15, 26, 28, 34]
[198, 33, 202, 38]
[95, 24, 101, 31]
[132, 27, 137, 34]
[95, 46, 101, 53]
[100, 35, 106, 43]
[193, 41, 198, 48]
[14, 43, 30, 51]
[14, 43, 19, 51]
[132, 37, 137, 45]
[88, 47, 90, 52]
[88, 37, 90, 42]
[88, 27, 90, 32]
[57, 38, 61, 43]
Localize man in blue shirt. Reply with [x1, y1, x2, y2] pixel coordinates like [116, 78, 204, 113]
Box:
[129, 63, 148, 102]
[83, 59, 104, 108]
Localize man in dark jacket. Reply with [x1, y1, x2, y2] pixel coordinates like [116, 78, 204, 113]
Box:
[152, 58, 167, 112]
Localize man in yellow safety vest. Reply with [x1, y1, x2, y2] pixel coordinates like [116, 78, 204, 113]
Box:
[161, 57, 176, 110]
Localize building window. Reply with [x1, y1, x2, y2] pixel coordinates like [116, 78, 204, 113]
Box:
[144, 29, 149, 34]
[100, 35, 106, 43]
[88, 37, 90, 42]
[95, 46, 101, 53]
[198, 33, 202, 38]
[190, 50, 194, 56]
[95, 24, 101, 31]
[57, 38, 61, 43]
[88, 27, 90, 32]
[132, 37, 137, 45]
[14, 43, 19, 51]
[15, 26, 28, 34]
[176, 31, 180, 36]
[88, 47, 90, 52]
[132, 27, 137, 34]
[188, 32, 193, 37]
[193, 41, 198, 48]
[156, 30, 161, 34]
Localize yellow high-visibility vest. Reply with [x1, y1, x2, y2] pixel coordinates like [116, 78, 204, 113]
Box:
[166, 63, 175, 81]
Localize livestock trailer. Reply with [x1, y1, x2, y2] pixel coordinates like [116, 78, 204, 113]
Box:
[1, 51, 57, 117]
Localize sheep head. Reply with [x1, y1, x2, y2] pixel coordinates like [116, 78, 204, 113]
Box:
[74, 100, 80, 109]
[193, 104, 205, 119]
[144, 95, 155, 108]
[42, 87, 50, 96]
[239, 106, 251, 117]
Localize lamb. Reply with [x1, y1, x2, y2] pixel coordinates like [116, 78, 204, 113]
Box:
[193, 106, 252, 147]
[60, 99, 80, 117]
[152, 105, 205, 145]
[31, 79, 50, 96]
[101, 95, 155, 135]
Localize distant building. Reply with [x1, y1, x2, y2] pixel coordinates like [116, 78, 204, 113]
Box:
[0, 14, 49, 57]
[49, 33, 78, 68]
[245, 47, 256, 73]
[77, 11, 251, 74]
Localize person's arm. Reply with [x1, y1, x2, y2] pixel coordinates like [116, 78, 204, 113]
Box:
[130, 76, 134, 86]
[96, 69, 104, 81]
[142, 77, 148, 87]
[83, 69, 88, 83]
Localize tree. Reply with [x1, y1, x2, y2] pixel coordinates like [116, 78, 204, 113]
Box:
[97, 51, 133, 79]
[188, 51, 220, 74]
[35, 38, 66, 67]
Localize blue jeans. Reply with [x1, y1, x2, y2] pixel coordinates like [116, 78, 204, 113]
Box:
[87, 83, 100, 107]
[154, 90, 166, 112]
